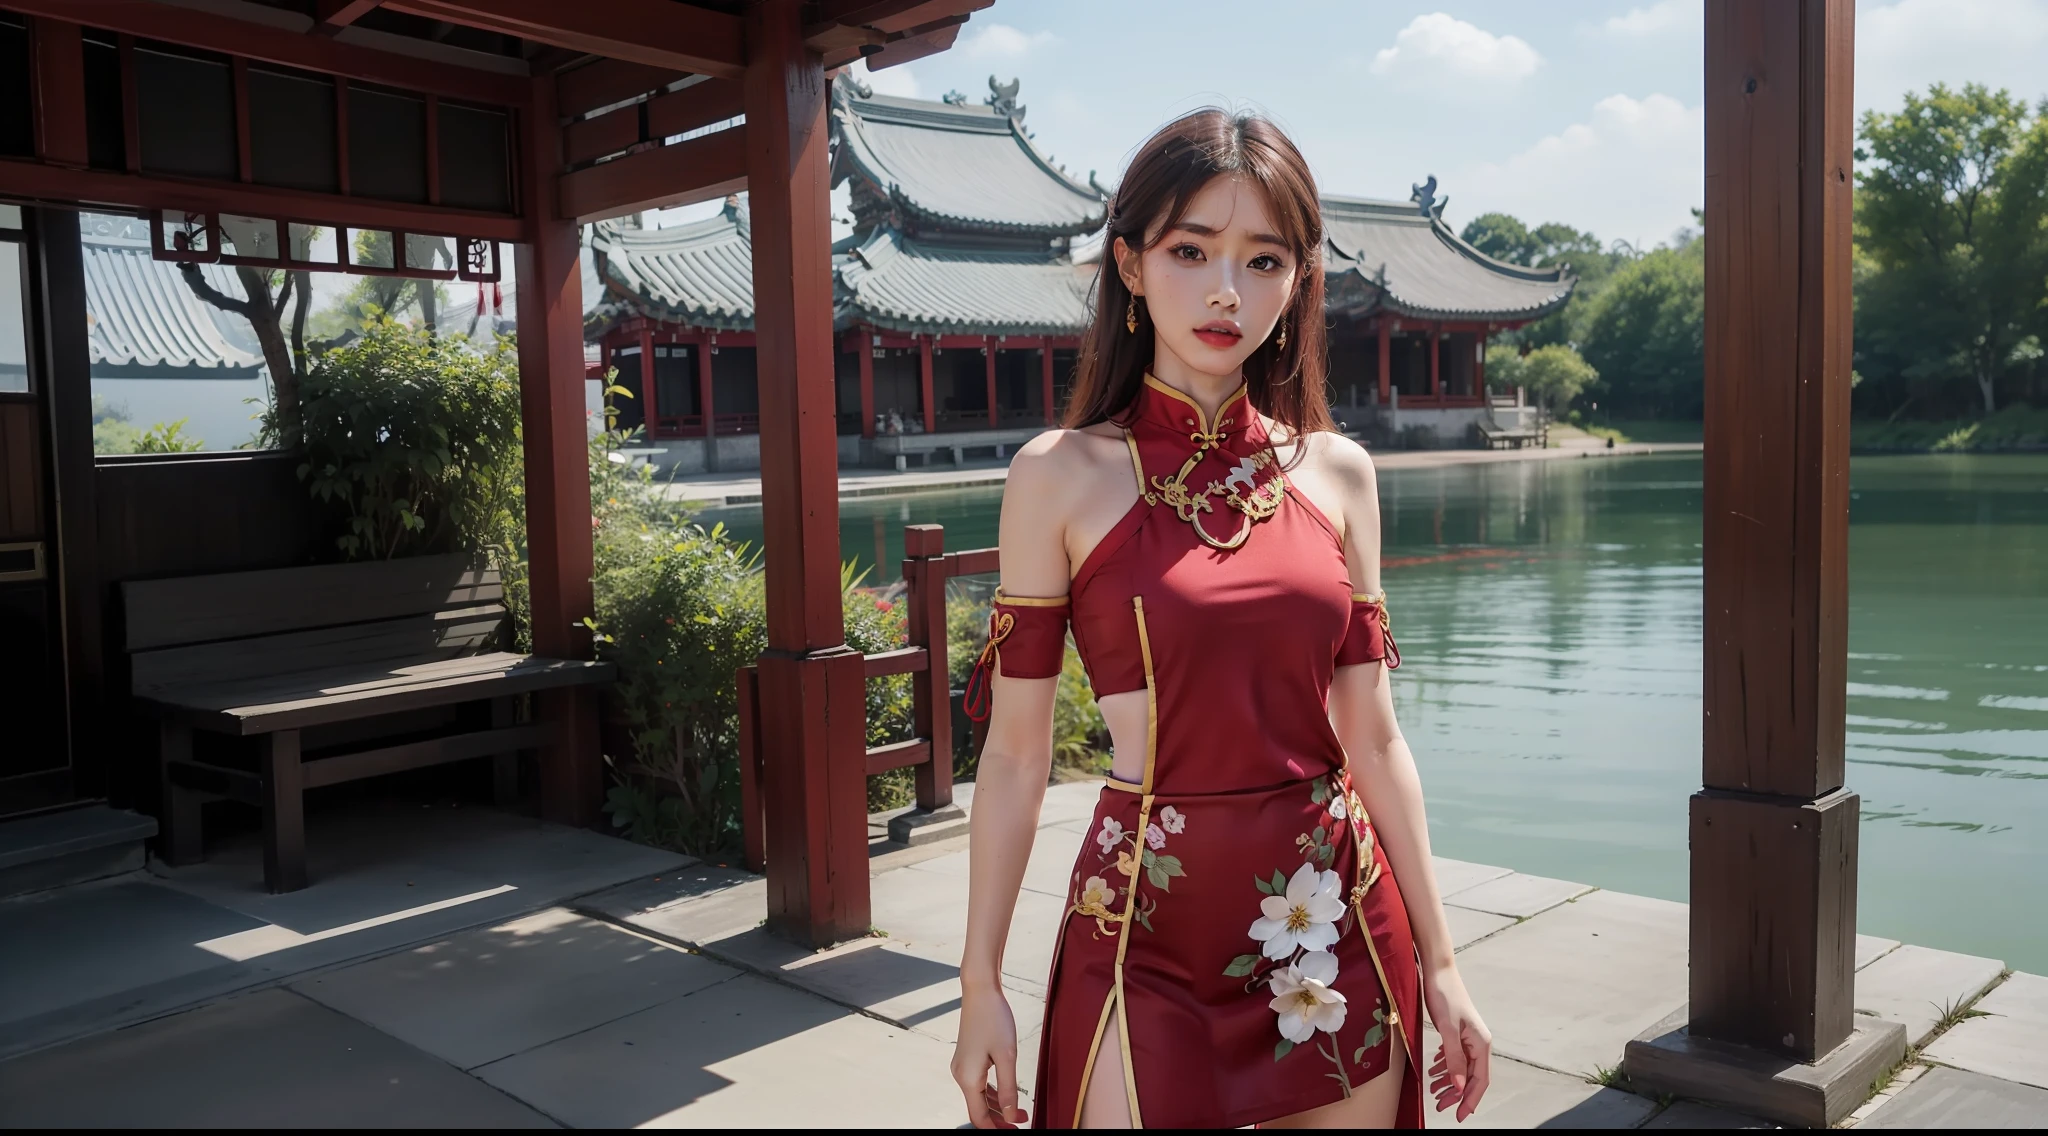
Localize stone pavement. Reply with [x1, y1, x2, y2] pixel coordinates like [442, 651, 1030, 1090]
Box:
[1, 781, 2039, 1128]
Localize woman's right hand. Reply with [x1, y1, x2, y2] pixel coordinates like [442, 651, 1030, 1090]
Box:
[952, 980, 1029, 1129]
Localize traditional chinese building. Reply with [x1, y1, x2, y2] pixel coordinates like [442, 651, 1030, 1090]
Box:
[1322, 192, 1575, 443]
[589, 74, 1104, 472]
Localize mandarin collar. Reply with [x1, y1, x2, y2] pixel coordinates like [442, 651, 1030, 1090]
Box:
[1128, 374, 1265, 450]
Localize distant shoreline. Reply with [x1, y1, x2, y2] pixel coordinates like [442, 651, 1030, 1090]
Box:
[668, 440, 1706, 507]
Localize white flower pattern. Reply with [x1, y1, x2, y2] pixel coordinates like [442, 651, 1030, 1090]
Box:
[1096, 816, 1126, 855]
[1267, 949, 1348, 1042]
[1159, 805, 1186, 834]
[1145, 823, 1166, 850]
[1248, 862, 1346, 959]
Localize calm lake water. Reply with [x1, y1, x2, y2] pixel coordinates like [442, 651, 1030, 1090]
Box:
[699, 453, 2048, 971]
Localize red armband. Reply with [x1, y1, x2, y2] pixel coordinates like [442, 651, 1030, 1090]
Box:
[963, 591, 1071, 722]
[1335, 592, 1400, 670]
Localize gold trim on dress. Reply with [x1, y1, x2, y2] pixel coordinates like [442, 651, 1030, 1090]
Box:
[1142, 373, 1246, 439]
[993, 588, 1070, 607]
[1072, 989, 1120, 1128]
[1133, 596, 1159, 795]
[1350, 826, 1416, 1078]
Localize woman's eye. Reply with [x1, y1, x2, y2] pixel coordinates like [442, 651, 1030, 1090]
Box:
[1171, 243, 1205, 262]
[1250, 254, 1284, 271]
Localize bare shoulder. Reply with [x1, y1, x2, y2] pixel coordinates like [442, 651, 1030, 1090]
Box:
[1008, 424, 1128, 500]
[1305, 429, 1378, 495]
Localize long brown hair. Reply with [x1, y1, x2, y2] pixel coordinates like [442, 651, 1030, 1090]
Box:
[1064, 109, 1333, 441]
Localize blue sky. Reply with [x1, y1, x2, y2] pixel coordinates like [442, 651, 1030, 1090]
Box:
[800, 0, 2048, 252]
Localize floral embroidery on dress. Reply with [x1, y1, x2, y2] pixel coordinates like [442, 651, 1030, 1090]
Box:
[1249, 863, 1345, 958]
[1072, 807, 1189, 936]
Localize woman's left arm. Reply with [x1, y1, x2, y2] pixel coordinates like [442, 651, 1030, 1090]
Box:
[1322, 437, 1492, 1123]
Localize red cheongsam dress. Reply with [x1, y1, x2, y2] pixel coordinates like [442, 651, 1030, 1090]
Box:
[968, 375, 1420, 1129]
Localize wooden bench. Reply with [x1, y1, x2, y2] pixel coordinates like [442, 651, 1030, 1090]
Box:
[123, 554, 613, 893]
[1476, 420, 1541, 449]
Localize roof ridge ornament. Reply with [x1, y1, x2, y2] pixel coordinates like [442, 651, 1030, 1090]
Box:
[1409, 175, 1446, 219]
[985, 75, 1024, 122]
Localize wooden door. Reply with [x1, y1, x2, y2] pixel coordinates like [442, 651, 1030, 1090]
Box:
[0, 210, 71, 805]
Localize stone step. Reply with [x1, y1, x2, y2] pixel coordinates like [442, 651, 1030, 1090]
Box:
[0, 805, 157, 899]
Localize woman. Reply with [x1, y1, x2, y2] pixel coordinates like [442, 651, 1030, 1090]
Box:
[949, 110, 1492, 1130]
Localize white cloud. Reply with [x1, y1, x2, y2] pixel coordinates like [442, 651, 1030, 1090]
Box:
[959, 23, 1058, 60]
[1598, 0, 1696, 37]
[848, 56, 920, 99]
[1857, 0, 2048, 115]
[1370, 14, 1541, 83]
[1461, 93, 1704, 248]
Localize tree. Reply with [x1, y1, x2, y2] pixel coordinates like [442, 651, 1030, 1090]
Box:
[176, 263, 311, 425]
[1460, 212, 1643, 351]
[1514, 344, 1598, 414]
[1578, 238, 1706, 419]
[1855, 83, 2048, 415]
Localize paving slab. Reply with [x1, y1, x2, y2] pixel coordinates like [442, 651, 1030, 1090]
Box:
[0, 988, 551, 1128]
[1640, 1100, 1776, 1128]
[1444, 872, 1596, 919]
[1420, 1027, 1656, 1129]
[901, 822, 1087, 901]
[1854, 943, 2006, 1046]
[1859, 1064, 2048, 1129]
[292, 907, 740, 1069]
[1454, 889, 1688, 1078]
[1921, 972, 2048, 1090]
[1446, 904, 1519, 950]
[1433, 857, 1517, 898]
[475, 971, 961, 1128]
[1855, 935, 1902, 971]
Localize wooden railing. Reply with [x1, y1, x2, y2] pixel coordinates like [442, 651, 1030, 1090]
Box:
[734, 523, 998, 873]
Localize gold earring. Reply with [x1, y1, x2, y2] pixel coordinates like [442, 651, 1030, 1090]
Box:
[1125, 295, 1138, 334]
[1276, 314, 1288, 351]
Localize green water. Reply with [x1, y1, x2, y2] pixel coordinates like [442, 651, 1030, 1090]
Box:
[698, 454, 2048, 971]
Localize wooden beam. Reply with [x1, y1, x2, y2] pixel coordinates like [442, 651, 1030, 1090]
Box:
[2, 0, 527, 106]
[858, 330, 876, 439]
[862, 18, 963, 71]
[314, 0, 385, 35]
[385, 0, 744, 79]
[564, 78, 744, 169]
[513, 74, 602, 827]
[815, 0, 993, 34]
[1693, 0, 1857, 1060]
[0, 158, 524, 242]
[918, 334, 935, 433]
[557, 124, 747, 223]
[556, 59, 685, 119]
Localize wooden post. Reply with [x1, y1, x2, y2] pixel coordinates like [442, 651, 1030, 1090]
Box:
[1376, 320, 1391, 404]
[637, 324, 656, 432]
[514, 73, 602, 827]
[696, 330, 715, 438]
[1475, 333, 1487, 396]
[904, 524, 954, 812]
[744, 0, 869, 948]
[1623, 3, 1896, 1126]
[984, 339, 998, 429]
[1428, 325, 1441, 399]
[918, 334, 935, 434]
[858, 327, 876, 439]
[1041, 344, 1056, 424]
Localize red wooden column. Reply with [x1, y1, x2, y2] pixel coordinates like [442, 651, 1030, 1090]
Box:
[637, 325, 656, 430]
[918, 334, 936, 434]
[1376, 320, 1391, 404]
[696, 332, 715, 437]
[514, 73, 601, 826]
[857, 329, 876, 439]
[744, 0, 870, 948]
[1475, 333, 1488, 395]
[984, 339, 999, 428]
[1428, 325, 1441, 399]
[1041, 344, 1056, 424]
[29, 18, 89, 168]
[1623, 2, 1893, 1126]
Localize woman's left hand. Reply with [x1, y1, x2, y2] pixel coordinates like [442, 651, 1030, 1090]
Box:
[1422, 963, 1492, 1122]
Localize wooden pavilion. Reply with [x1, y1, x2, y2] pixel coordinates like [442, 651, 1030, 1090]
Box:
[0, 0, 1886, 1126]
[587, 72, 1102, 471]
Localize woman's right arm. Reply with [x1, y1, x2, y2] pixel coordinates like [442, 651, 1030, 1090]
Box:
[951, 439, 1072, 1129]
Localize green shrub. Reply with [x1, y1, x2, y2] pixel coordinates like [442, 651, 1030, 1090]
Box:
[287, 317, 523, 564]
[133, 418, 205, 454]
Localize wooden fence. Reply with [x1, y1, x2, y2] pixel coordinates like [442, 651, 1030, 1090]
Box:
[735, 522, 997, 875]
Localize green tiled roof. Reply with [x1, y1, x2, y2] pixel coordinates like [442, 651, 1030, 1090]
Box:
[80, 214, 265, 378]
[1322, 195, 1575, 322]
[831, 75, 1105, 237]
[835, 228, 1094, 337]
[589, 200, 754, 332]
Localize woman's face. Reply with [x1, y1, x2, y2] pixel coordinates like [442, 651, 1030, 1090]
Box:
[1115, 174, 1300, 382]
